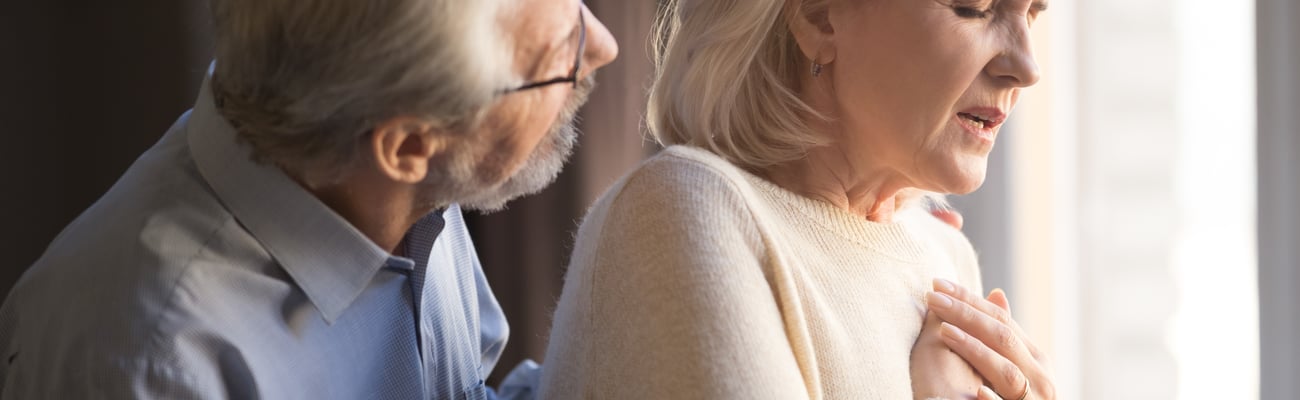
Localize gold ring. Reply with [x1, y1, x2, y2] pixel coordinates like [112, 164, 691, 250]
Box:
[1015, 379, 1031, 400]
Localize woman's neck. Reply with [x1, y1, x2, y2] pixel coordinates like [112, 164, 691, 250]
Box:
[760, 145, 912, 223]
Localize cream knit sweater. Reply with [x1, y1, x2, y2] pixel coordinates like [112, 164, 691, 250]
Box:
[539, 145, 983, 400]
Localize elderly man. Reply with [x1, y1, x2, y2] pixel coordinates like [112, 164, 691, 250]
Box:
[0, 0, 616, 398]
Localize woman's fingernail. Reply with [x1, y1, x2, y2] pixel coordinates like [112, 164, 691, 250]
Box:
[927, 291, 953, 308]
[934, 278, 956, 293]
[941, 322, 966, 341]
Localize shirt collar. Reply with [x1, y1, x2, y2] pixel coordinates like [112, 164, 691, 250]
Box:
[187, 67, 394, 324]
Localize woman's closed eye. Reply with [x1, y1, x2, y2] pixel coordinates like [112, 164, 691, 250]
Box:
[945, 0, 995, 19]
[954, 7, 992, 19]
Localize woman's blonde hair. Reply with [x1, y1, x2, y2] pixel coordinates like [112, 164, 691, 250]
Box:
[648, 0, 951, 212]
[647, 0, 830, 170]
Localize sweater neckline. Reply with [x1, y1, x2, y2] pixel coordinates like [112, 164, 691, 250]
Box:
[736, 165, 932, 264]
[660, 145, 935, 263]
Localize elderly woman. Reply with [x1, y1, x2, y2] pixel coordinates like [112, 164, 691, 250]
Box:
[540, 0, 1053, 399]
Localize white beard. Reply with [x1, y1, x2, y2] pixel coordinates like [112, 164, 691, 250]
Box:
[419, 75, 594, 213]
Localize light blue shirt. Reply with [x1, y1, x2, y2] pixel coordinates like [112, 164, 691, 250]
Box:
[0, 75, 538, 399]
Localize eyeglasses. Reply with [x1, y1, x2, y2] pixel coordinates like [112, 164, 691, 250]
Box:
[501, 8, 586, 94]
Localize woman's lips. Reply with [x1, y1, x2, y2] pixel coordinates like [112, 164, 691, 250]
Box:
[955, 107, 1006, 141]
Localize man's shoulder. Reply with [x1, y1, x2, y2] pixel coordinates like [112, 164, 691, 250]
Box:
[17, 124, 255, 301]
[2, 127, 273, 381]
[0, 197, 267, 398]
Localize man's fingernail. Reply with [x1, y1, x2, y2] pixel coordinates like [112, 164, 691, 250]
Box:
[934, 278, 956, 293]
[927, 291, 953, 308]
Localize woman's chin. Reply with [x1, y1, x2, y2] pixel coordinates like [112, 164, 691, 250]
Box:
[947, 177, 985, 195]
[923, 161, 988, 195]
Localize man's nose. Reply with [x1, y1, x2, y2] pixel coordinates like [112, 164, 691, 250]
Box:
[579, 5, 619, 79]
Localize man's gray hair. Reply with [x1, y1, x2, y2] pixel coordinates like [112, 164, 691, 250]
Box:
[209, 0, 516, 186]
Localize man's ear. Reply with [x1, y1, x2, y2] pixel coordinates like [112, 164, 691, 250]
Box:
[787, 0, 837, 66]
[369, 117, 447, 184]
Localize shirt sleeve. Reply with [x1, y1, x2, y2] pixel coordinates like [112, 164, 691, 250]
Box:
[1, 354, 229, 400]
[492, 359, 541, 400]
[118, 356, 229, 400]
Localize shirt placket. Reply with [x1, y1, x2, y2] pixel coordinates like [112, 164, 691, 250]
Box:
[401, 214, 445, 397]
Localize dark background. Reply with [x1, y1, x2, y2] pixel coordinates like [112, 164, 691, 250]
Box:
[1, 0, 215, 290]
[0, 0, 657, 385]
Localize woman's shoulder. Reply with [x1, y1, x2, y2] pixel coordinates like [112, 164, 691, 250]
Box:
[565, 146, 770, 289]
[641, 145, 755, 187]
[599, 145, 762, 211]
[573, 145, 766, 253]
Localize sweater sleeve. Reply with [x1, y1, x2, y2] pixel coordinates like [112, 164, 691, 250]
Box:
[557, 156, 811, 399]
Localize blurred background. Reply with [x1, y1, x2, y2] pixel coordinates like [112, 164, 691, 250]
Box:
[1, 1, 1295, 399]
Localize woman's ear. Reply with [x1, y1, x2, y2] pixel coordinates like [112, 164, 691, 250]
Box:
[787, 0, 837, 65]
[368, 117, 447, 184]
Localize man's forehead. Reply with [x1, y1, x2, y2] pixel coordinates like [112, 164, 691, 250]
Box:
[503, 0, 581, 70]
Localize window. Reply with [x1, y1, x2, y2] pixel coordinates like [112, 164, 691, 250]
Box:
[957, 1, 1262, 397]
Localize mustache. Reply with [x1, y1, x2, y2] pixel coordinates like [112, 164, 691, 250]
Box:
[568, 74, 597, 113]
[551, 73, 596, 130]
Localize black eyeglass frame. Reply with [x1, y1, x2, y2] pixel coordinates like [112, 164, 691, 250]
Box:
[502, 8, 586, 94]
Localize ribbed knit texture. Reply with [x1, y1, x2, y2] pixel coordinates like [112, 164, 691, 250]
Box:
[539, 145, 983, 399]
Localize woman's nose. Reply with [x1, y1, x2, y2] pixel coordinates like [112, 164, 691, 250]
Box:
[580, 5, 620, 79]
[985, 24, 1041, 88]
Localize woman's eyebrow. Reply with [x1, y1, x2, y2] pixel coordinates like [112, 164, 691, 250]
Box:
[1031, 0, 1049, 12]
